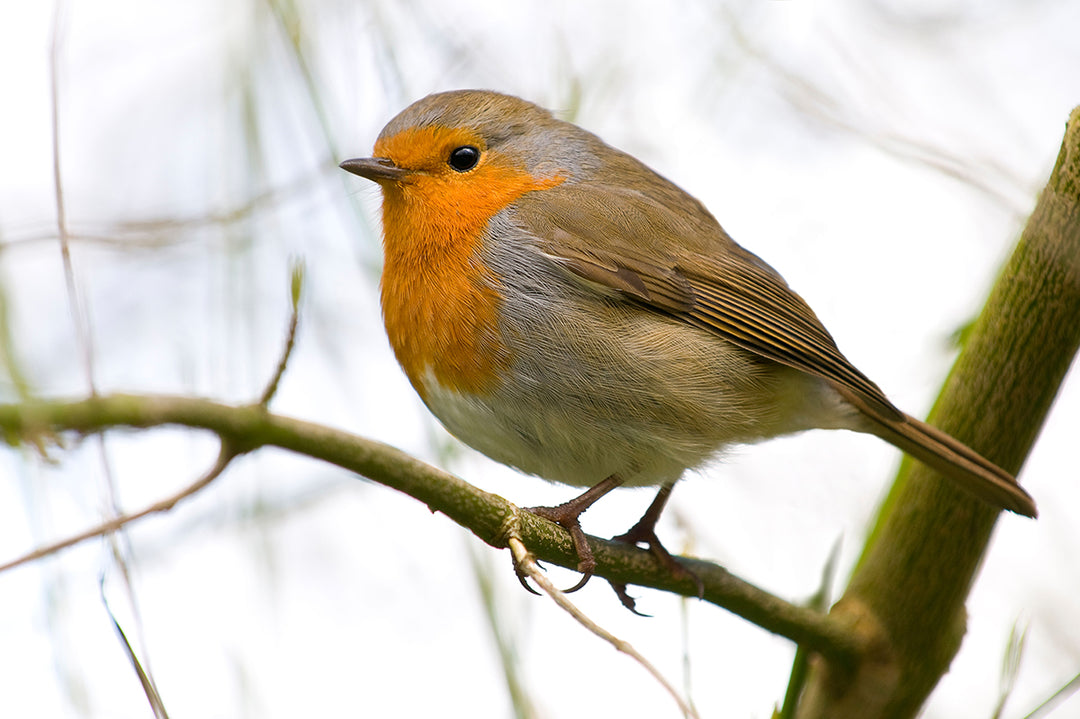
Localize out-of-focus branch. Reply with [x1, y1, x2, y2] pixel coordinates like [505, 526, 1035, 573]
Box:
[0, 446, 237, 574]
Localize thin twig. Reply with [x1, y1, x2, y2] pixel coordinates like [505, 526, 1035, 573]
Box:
[467, 542, 540, 718]
[100, 575, 170, 719]
[503, 512, 701, 719]
[0, 445, 238, 574]
[258, 260, 304, 408]
[1023, 670, 1080, 719]
[50, 0, 153, 679]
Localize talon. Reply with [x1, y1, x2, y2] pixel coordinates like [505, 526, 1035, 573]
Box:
[608, 581, 651, 617]
[612, 483, 706, 603]
[515, 547, 593, 593]
[614, 524, 705, 599]
[514, 561, 543, 596]
[528, 503, 599, 591]
[562, 571, 593, 594]
[523, 474, 624, 594]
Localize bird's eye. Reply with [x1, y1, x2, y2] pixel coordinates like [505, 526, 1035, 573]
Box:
[448, 146, 480, 172]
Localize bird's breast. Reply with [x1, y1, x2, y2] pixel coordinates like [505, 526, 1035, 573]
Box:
[379, 229, 511, 400]
[377, 170, 562, 399]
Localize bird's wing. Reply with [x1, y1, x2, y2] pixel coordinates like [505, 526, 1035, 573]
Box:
[513, 182, 903, 422]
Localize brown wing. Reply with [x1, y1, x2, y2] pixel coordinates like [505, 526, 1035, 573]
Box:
[514, 183, 903, 423]
[512, 181, 1036, 517]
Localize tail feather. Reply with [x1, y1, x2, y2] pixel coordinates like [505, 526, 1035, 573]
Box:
[867, 412, 1037, 518]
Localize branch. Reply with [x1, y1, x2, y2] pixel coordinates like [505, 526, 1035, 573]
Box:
[258, 259, 304, 408]
[797, 107, 1080, 718]
[0, 393, 866, 667]
[0, 445, 238, 573]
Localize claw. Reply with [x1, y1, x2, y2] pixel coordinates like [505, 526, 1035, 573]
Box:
[614, 521, 705, 599]
[523, 474, 624, 593]
[514, 560, 543, 596]
[608, 580, 652, 617]
[561, 571, 593, 594]
[527, 503, 598, 591]
[518, 476, 702, 602]
[611, 483, 705, 606]
[514, 556, 591, 595]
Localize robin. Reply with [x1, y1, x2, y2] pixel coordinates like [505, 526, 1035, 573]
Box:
[340, 89, 1036, 595]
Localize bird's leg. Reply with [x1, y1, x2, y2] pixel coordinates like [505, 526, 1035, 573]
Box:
[526, 474, 624, 592]
[609, 483, 704, 613]
[612, 482, 675, 550]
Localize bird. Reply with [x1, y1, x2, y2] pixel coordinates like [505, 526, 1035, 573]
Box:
[340, 89, 1036, 595]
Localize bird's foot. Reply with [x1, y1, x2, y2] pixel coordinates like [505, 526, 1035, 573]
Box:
[522, 474, 624, 593]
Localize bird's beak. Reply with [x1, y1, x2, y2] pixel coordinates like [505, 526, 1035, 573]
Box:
[339, 157, 411, 183]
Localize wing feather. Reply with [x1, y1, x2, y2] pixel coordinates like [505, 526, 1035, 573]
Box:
[513, 184, 902, 422]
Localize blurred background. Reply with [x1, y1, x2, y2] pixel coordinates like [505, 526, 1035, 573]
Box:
[1, 1, 1078, 717]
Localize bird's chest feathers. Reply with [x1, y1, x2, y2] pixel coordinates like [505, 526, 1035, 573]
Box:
[378, 183, 514, 399]
[377, 163, 565, 398]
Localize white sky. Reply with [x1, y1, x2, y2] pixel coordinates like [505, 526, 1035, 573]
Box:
[1, 1, 1078, 717]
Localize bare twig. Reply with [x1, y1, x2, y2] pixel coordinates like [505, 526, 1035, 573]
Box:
[502, 510, 701, 719]
[0, 445, 238, 574]
[467, 542, 540, 719]
[258, 260, 305, 408]
[50, 0, 154, 682]
[4, 262, 305, 571]
[100, 575, 170, 719]
[1023, 670, 1080, 719]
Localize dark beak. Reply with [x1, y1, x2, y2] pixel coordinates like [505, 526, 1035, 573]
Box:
[339, 157, 411, 183]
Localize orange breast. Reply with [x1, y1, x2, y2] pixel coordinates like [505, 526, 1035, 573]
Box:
[376, 131, 563, 399]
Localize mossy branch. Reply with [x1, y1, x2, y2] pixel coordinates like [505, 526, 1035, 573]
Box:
[0, 393, 866, 667]
[796, 107, 1080, 718]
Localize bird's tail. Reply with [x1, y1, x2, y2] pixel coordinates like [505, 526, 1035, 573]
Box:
[864, 411, 1037, 518]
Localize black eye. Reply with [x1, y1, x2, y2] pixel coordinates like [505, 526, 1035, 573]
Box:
[448, 146, 480, 172]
